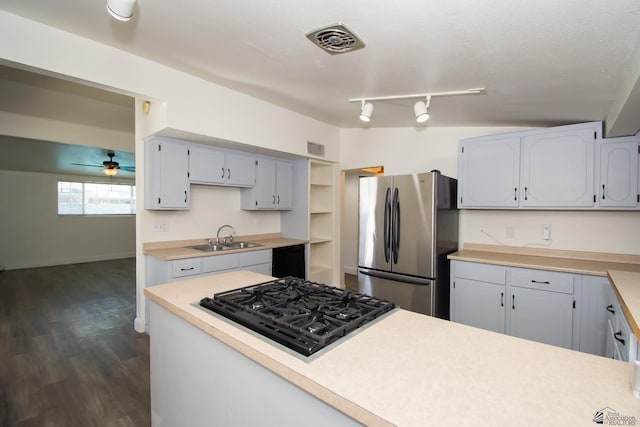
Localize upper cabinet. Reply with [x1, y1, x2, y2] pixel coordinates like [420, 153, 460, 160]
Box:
[459, 135, 520, 208]
[241, 157, 293, 210]
[596, 135, 640, 208]
[145, 138, 190, 210]
[457, 121, 639, 210]
[189, 145, 256, 187]
[520, 124, 596, 207]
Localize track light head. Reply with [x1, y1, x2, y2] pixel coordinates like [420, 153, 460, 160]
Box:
[106, 0, 136, 21]
[414, 101, 429, 123]
[360, 101, 374, 122]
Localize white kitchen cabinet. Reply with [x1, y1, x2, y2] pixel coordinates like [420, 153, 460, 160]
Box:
[145, 138, 190, 210]
[605, 289, 638, 362]
[520, 123, 597, 207]
[579, 275, 611, 357]
[597, 136, 639, 208]
[458, 135, 521, 208]
[451, 261, 507, 334]
[189, 145, 256, 187]
[509, 268, 576, 350]
[241, 157, 293, 210]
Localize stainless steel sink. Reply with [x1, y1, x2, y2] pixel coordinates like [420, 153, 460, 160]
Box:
[190, 241, 263, 252]
[190, 244, 232, 252]
[226, 242, 263, 249]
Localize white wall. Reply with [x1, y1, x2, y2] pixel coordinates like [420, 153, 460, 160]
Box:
[339, 126, 640, 256]
[0, 169, 135, 269]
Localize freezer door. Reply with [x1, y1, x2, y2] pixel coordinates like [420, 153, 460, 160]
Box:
[358, 269, 433, 316]
[391, 173, 436, 278]
[358, 176, 393, 271]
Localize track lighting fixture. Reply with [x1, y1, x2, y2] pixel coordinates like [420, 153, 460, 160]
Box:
[414, 96, 431, 123]
[349, 88, 485, 124]
[360, 101, 374, 122]
[106, 0, 136, 21]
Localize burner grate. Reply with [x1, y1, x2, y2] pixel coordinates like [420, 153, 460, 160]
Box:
[200, 277, 395, 356]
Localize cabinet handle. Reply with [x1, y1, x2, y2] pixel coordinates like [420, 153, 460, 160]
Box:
[614, 331, 626, 346]
[277, 195, 280, 204]
[221, 167, 225, 179]
[606, 304, 615, 314]
[500, 292, 504, 307]
[273, 195, 276, 204]
[227, 168, 231, 180]
[531, 280, 550, 284]
[184, 190, 187, 203]
[602, 184, 606, 200]
[180, 267, 194, 271]
[512, 295, 515, 310]
[514, 188, 517, 201]
[524, 187, 528, 201]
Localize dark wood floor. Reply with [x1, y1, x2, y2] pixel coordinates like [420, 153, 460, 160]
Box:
[0, 258, 150, 427]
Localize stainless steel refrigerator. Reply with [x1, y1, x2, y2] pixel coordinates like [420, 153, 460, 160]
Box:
[357, 171, 458, 319]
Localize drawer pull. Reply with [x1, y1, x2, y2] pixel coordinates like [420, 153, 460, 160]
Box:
[606, 304, 615, 314]
[614, 331, 626, 346]
[180, 267, 195, 271]
[531, 280, 550, 284]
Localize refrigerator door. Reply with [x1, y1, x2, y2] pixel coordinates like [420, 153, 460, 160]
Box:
[391, 173, 436, 278]
[358, 176, 393, 271]
[358, 268, 433, 316]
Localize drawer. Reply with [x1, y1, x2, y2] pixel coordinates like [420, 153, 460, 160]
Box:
[171, 259, 201, 278]
[202, 254, 240, 273]
[240, 249, 271, 267]
[510, 267, 574, 294]
[453, 261, 507, 285]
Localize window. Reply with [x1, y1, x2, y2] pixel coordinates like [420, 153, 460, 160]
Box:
[58, 181, 136, 215]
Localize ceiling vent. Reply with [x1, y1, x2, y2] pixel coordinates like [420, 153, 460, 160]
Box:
[306, 23, 365, 55]
[307, 141, 325, 157]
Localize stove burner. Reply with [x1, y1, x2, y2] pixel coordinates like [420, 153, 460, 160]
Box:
[199, 277, 396, 356]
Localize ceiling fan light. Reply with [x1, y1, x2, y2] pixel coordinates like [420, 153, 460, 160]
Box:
[414, 101, 429, 123]
[103, 167, 119, 176]
[360, 102, 374, 122]
[106, 0, 136, 21]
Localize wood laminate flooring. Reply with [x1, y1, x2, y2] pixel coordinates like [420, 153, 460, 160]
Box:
[0, 258, 150, 427]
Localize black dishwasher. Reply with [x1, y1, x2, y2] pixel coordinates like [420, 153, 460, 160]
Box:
[272, 244, 306, 279]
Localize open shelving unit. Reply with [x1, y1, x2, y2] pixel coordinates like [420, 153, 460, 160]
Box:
[308, 160, 337, 285]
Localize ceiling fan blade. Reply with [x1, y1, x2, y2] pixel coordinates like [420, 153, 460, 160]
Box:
[72, 163, 103, 168]
[120, 166, 136, 171]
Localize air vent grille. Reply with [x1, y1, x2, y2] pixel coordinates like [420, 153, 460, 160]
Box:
[307, 141, 325, 157]
[306, 23, 365, 55]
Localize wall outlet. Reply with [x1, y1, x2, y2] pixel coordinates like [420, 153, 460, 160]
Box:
[542, 224, 551, 240]
[153, 222, 168, 232]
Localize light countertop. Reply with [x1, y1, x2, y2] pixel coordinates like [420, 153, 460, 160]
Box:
[448, 243, 640, 339]
[145, 270, 640, 427]
[143, 233, 307, 261]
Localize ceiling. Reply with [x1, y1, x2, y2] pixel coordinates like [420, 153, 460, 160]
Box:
[1, 0, 640, 134]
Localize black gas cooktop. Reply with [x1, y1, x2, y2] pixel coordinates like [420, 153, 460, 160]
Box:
[199, 276, 396, 356]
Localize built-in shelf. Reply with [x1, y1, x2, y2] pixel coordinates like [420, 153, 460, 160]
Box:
[308, 160, 337, 285]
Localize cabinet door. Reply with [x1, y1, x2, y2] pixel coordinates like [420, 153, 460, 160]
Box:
[598, 137, 639, 208]
[453, 278, 506, 334]
[226, 153, 256, 187]
[510, 287, 574, 349]
[521, 125, 596, 207]
[579, 275, 611, 356]
[146, 139, 190, 209]
[189, 145, 226, 185]
[275, 160, 293, 209]
[458, 135, 520, 208]
[252, 158, 277, 208]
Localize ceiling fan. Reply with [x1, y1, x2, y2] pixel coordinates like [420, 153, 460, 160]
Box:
[73, 151, 135, 176]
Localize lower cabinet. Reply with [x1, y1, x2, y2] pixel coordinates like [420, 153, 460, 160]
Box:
[451, 261, 578, 351]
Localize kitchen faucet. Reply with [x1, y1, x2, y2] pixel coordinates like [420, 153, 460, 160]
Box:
[216, 224, 235, 245]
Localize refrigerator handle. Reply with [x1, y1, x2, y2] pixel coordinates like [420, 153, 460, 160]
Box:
[383, 188, 391, 263]
[392, 187, 400, 264]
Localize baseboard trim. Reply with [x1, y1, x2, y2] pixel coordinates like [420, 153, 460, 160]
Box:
[4, 252, 136, 270]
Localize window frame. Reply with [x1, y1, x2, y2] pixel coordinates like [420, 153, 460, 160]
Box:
[57, 180, 136, 216]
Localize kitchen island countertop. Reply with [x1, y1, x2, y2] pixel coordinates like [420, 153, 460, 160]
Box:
[145, 270, 640, 426]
